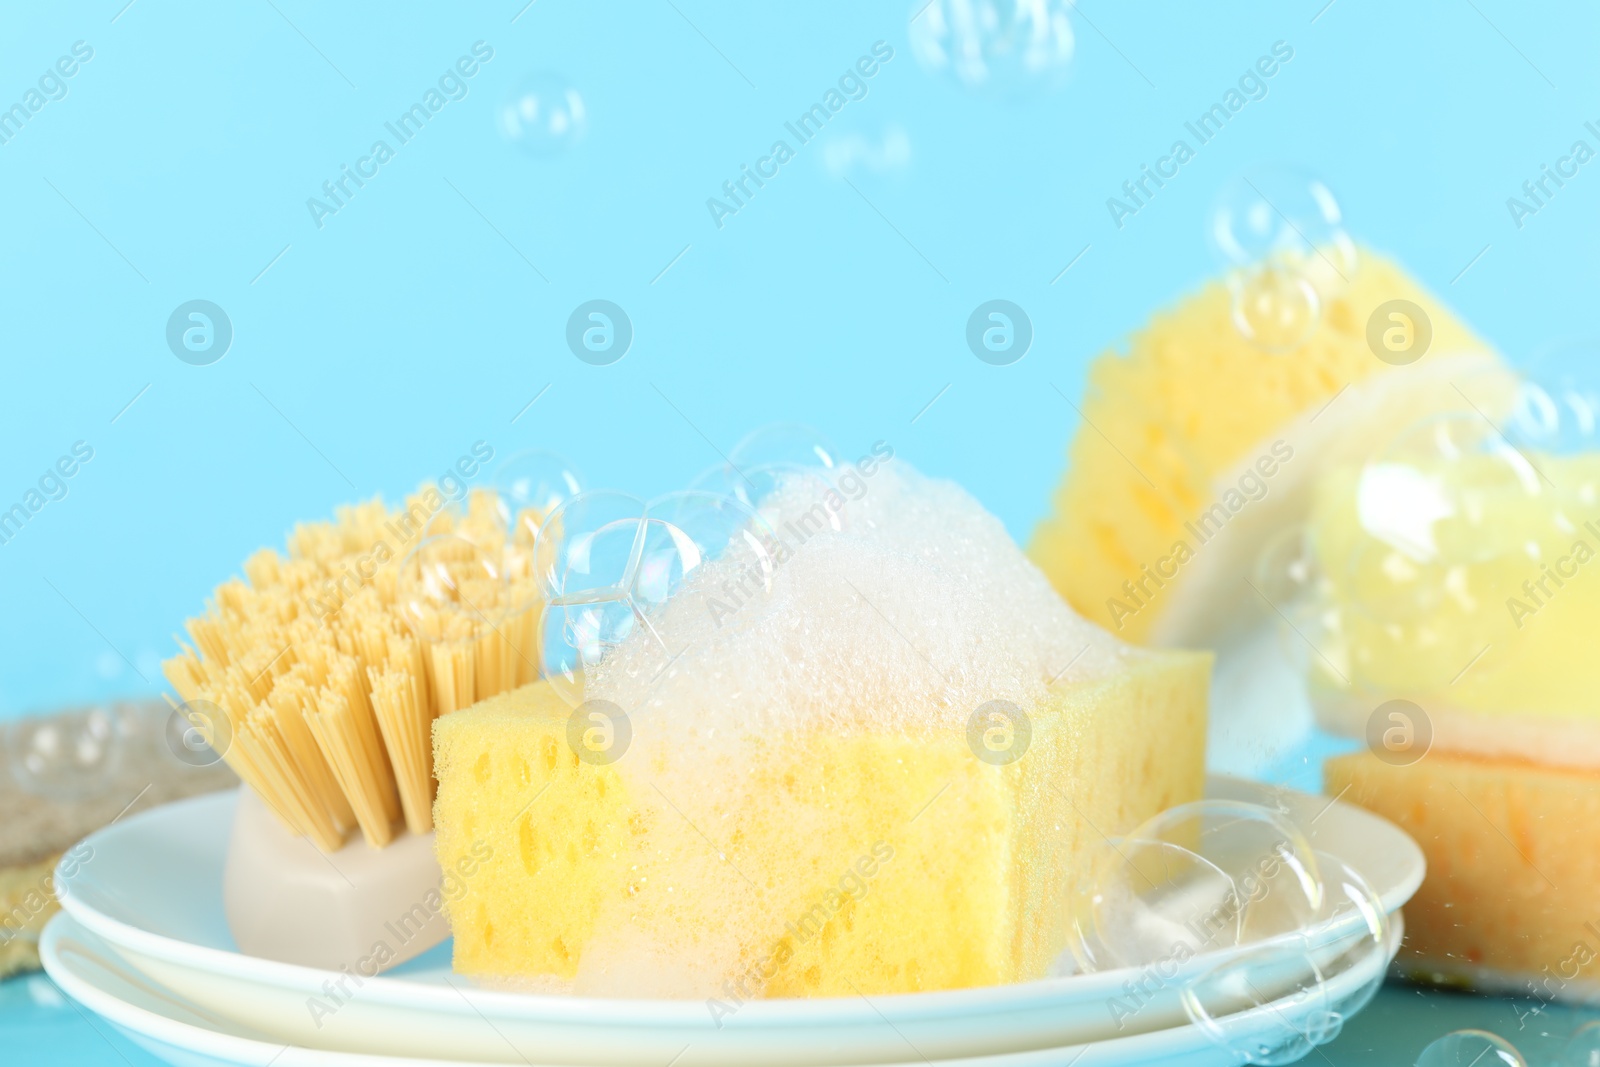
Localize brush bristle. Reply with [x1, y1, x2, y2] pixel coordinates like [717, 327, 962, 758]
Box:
[163, 486, 545, 852]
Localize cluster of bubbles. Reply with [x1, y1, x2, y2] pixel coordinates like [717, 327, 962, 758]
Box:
[1208, 167, 1357, 354]
[1508, 341, 1600, 454]
[499, 74, 587, 155]
[1069, 798, 1389, 1065]
[534, 489, 775, 707]
[690, 424, 846, 532]
[536, 425, 841, 707]
[909, 0, 1075, 95]
[1417, 1023, 1600, 1067]
[8, 430, 838, 797]
[1296, 347, 1600, 697]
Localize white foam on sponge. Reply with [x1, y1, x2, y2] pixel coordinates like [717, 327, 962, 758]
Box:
[589, 458, 1129, 735]
[563, 458, 1136, 997]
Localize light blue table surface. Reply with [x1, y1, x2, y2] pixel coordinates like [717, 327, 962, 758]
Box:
[3, 0, 1597, 1061]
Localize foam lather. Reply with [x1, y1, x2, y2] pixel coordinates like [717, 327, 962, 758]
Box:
[433, 463, 1210, 998]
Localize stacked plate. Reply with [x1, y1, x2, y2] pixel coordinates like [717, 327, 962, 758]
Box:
[43, 778, 1423, 1067]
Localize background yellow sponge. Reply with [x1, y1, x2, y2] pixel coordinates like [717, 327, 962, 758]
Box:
[1029, 252, 1499, 646]
[1326, 749, 1600, 999]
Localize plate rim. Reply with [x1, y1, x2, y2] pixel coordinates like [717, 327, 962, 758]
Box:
[42, 909, 1405, 1067]
[41, 912, 562, 1067]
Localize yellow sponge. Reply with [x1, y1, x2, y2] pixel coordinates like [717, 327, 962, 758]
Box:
[433, 651, 1209, 998]
[1326, 749, 1600, 999]
[1308, 451, 1600, 769]
[1029, 251, 1505, 646]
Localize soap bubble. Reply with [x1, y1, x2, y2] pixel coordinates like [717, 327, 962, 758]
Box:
[633, 491, 775, 613]
[1210, 167, 1357, 289]
[1180, 944, 1337, 1066]
[909, 0, 1075, 95]
[499, 75, 587, 156]
[542, 598, 638, 706]
[490, 453, 579, 651]
[1070, 800, 1322, 972]
[537, 490, 773, 705]
[1509, 341, 1600, 455]
[1327, 412, 1544, 684]
[1353, 413, 1546, 569]
[1304, 852, 1390, 1019]
[1415, 1031, 1525, 1067]
[396, 534, 508, 642]
[1306, 410, 1566, 698]
[1230, 263, 1320, 353]
[494, 449, 582, 545]
[534, 491, 648, 604]
[534, 492, 646, 704]
[5, 706, 123, 802]
[1340, 537, 1450, 627]
[1558, 1021, 1600, 1067]
[694, 424, 847, 531]
[727, 423, 841, 475]
[1176, 849, 1381, 1065]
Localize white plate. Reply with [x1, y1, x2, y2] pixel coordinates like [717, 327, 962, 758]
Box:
[54, 777, 1423, 1066]
[43, 910, 1404, 1067]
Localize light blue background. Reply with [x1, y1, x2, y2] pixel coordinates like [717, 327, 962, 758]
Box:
[2, 0, 1596, 716]
[2, 4, 1598, 1059]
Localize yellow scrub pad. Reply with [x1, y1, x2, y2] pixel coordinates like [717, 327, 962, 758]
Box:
[434, 654, 1208, 997]
[1326, 748, 1600, 1001]
[1029, 251, 1511, 648]
[1309, 451, 1600, 770]
[1310, 371, 1600, 1001]
[432, 462, 1209, 998]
